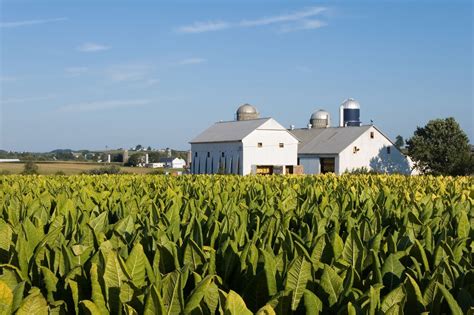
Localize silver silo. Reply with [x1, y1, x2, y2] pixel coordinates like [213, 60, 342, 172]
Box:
[236, 104, 260, 121]
[310, 109, 331, 128]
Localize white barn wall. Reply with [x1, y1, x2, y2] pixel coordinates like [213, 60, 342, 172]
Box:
[191, 142, 243, 174]
[338, 126, 411, 174]
[242, 120, 299, 175]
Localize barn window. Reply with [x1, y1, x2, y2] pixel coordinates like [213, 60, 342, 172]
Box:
[279, 143, 284, 148]
[257, 142, 263, 148]
[221, 152, 225, 158]
[207, 152, 210, 158]
[370, 132, 374, 139]
[386, 147, 391, 154]
[195, 152, 197, 157]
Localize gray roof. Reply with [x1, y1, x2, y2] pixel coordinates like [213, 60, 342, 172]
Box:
[290, 125, 372, 154]
[190, 118, 271, 143]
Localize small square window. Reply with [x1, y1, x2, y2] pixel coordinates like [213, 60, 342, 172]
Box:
[207, 152, 210, 158]
[370, 132, 374, 139]
[386, 147, 391, 154]
[257, 142, 263, 148]
[279, 143, 284, 148]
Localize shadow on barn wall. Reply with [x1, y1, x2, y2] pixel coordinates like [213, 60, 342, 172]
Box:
[370, 146, 411, 174]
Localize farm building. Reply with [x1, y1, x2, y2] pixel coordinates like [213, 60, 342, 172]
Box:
[158, 157, 186, 169]
[190, 104, 299, 175]
[190, 100, 415, 175]
[291, 98, 414, 175]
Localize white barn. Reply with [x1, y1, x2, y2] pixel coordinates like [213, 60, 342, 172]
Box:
[190, 104, 299, 175]
[291, 125, 413, 174]
[290, 99, 415, 175]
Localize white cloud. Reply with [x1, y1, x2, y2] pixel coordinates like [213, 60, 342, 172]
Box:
[0, 17, 67, 28]
[65, 67, 89, 76]
[240, 7, 326, 27]
[2, 95, 56, 105]
[176, 7, 327, 34]
[105, 64, 151, 82]
[176, 21, 230, 34]
[178, 58, 206, 65]
[77, 42, 110, 52]
[280, 20, 327, 33]
[58, 99, 150, 113]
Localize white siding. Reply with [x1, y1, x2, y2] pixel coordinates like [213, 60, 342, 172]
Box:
[242, 120, 299, 175]
[338, 126, 412, 174]
[191, 142, 243, 174]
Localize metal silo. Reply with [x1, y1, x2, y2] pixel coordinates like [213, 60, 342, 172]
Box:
[310, 110, 330, 128]
[236, 104, 260, 121]
[339, 98, 361, 127]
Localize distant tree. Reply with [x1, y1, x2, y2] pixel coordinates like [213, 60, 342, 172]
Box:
[22, 161, 39, 175]
[112, 153, 124, 163]
[126, 153, 145, 166]
[394, 135, 404, 149]
[135, 144, 143, 151]
[86, 165, 123, 175]
[406, 117, 472, 176]
[147, 146, 152, 151]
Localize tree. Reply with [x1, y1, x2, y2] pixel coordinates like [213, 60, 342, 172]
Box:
[394, 135, 404, 149]
[22, 161, 39, 175]
[406, 117, 472, 176]
[125, 153, 145, 166]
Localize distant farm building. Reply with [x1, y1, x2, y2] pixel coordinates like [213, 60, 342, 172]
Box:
[190, 100, 415, 175]
[159, 157, 186, 169]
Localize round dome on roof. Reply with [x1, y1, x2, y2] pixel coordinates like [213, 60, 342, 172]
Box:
[311, 109, 330, 120]
[237, 103, 258, 114]
[341, 98, 360, 109]
[236, 103, 260, 121]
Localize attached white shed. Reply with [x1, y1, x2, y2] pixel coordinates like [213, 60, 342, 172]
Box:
[291, 125, 414, 175]
[190, 117, 299, 175]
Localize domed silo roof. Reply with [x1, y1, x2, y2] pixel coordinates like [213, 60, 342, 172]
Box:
[310, 109, 330, 128]
[341, 98, 360, 109]
[236, 103, 259, 120]
[311, 109, 330, 120]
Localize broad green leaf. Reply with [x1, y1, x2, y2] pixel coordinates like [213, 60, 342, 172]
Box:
[0, 280, 13, 315]
[162, 270, 184, 315]
[256, 304, 276, 315]
[90, 263, 109, 315]
[126, 243, 147, 288]
[81, 300, 102, 314]
[16, 288, 48, 315]
[285, 255, 312, 311]
[381, 254, 405, 290]
[104, 251, 128, 288]
[437, 284, 463, 315]
[381, 286, 405, 313]
[224, 290, 252, 315]
[40, 266, 58, 303]
[144, 285, 165, 315]
[303, 289, 322, 315]
[320, 264, 343, 307]
[458, 211, 470, 238]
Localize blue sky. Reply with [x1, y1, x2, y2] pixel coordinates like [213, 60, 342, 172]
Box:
[0, 0, 472, 152]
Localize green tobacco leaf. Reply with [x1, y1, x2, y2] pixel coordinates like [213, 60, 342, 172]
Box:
[0, 222, 12, 252]
[183, 239, 206, 272]
[40, 266, 58, 303]
[0, 280, 13, 315]
[81, 300, 102, 314]
[303, 289, 322, 315]
[437, 284, 463, 315]
[126, 243, 147, 288]
[143, 285, 165, 315]
[320, 264, 343, 307]
[16, 288, 48, 315]
[405, 274, 426, 311]
[184, 275, 215, 314]
[342, 229, 363, 272]
[90, 263, 109, 315]
[381, 286, 405, 313]
[224, 290, 252, 315]
[458, 211, 470, 238]
[382, 254, 405, 290]
[104, 251, 128, 288]
[255, 304, 276, 315]
[162, 270, 184, 315]
[285, 255, 312, 311]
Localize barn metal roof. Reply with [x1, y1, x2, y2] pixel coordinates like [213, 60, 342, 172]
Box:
[290, 126, 372, 154]
[190, 118, 272, 143]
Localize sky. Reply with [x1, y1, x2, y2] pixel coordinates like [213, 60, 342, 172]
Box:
[0, 0, 472, 152]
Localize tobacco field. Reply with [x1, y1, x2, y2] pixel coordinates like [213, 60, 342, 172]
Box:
[0, 174, 472, 314]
